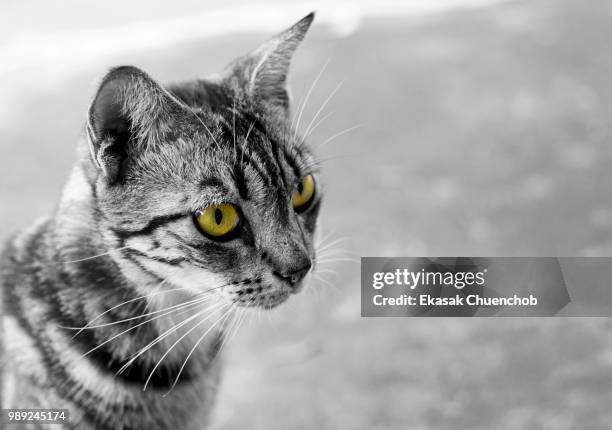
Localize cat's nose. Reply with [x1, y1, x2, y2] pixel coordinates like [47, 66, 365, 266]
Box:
[273, 260, 312, 286]
[263, 234, 311, 287]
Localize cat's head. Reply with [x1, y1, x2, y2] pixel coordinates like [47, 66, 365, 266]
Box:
[82, 13, 320, 309]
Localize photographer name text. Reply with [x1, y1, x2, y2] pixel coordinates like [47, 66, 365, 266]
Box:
[371, 268, 538, 307]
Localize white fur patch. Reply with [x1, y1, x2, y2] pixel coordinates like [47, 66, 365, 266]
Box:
[44, 324, 133, 403]
[3, 316, 46, 408]
[60, 166, 91, 205]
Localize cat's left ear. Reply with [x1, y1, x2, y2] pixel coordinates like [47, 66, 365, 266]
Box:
[225, 12, 314, 120]
[86, 66, 180, 184]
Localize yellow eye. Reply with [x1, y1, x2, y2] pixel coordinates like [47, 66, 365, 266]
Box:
[292, 174, 316, 212]
[194, 203, 240, 239]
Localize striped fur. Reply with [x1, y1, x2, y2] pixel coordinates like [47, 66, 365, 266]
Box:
[1, 13, 320, 430]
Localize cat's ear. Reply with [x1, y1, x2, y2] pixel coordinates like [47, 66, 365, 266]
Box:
[86, 66, 176, 184]
[225, 12, 314, 120]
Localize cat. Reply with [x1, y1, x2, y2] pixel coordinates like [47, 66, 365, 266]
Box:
[0, 12, 320, 430]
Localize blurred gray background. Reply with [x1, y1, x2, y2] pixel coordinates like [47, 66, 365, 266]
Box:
[2, 0, 612, 428]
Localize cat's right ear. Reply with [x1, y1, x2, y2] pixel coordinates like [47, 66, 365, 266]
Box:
[86, 66, 174, 184]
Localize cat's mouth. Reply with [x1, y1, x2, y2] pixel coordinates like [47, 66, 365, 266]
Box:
[236, 288, 291, 309]
[226, 279, 303, 309]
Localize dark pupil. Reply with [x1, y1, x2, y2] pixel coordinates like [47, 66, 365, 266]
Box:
[297, 182, 304, 194]
[214, 208, 223, 225]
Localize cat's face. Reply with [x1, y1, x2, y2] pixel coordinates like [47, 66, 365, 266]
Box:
[84, 14, 320, 309]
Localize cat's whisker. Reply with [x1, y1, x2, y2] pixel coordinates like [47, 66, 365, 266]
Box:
[315, 241, 339, 255]
[316, 233, 349, 246]
[62, 293, 219, 331]
[313, 232, 358, 276]
[316, 250, 360, 262]
[299, 152, 370, 178]
[299, 153, 354, 172]
[311, 273, 341, 294]
[317, 250, 360, 261]
[158, 304, 236, 395]
[66, 281, 230, 338]
[293, 60, 330, 141]
[316, 244, 357, 261]
[290, 92, 305, 135]
[81, 298, 225, 359]
[312, 270, 338, 285]
[131, 302, 227, 362]
[117, 306, 212, 375]
[161, 307, 236, 396]
[240, 122, 256, 169]
[315, 237, 352, 253]
[56, 245, 133, 264]
[315, 270, 338, 279]
[316, 256, 360, 264]
[66, 280, 177, 337]
[304, 110, 334, 141]
[117, 302, 226, 376]
[236, 307, 249, 338]
[317, 123, 366, 148]
[232, 99, 237, 155]
[140, 304, 231, 390]
[317, 243, 356, 251]
[213, 306, 247, 362]
[314, 227, 337, 248]
[312, 267, 337, 275]
[311, 271, 332, 283]
[290, 86, 307, 132]
[314, 261, 341, 272]
[314, 229, 340, 247]
[216, 309, 240, 357]
[303, 80, 344, 140]
[304, 276, 319, 301]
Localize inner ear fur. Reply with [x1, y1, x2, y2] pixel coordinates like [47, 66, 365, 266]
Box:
[86, 66, 175, 183]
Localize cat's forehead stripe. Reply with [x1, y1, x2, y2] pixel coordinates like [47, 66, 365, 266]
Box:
[199, 177, 227, 190]
[284, 148, 302, 179]
[232, 163, 250, 200]
[213, 111, 302, 197]
[231, 139, 272, 190]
